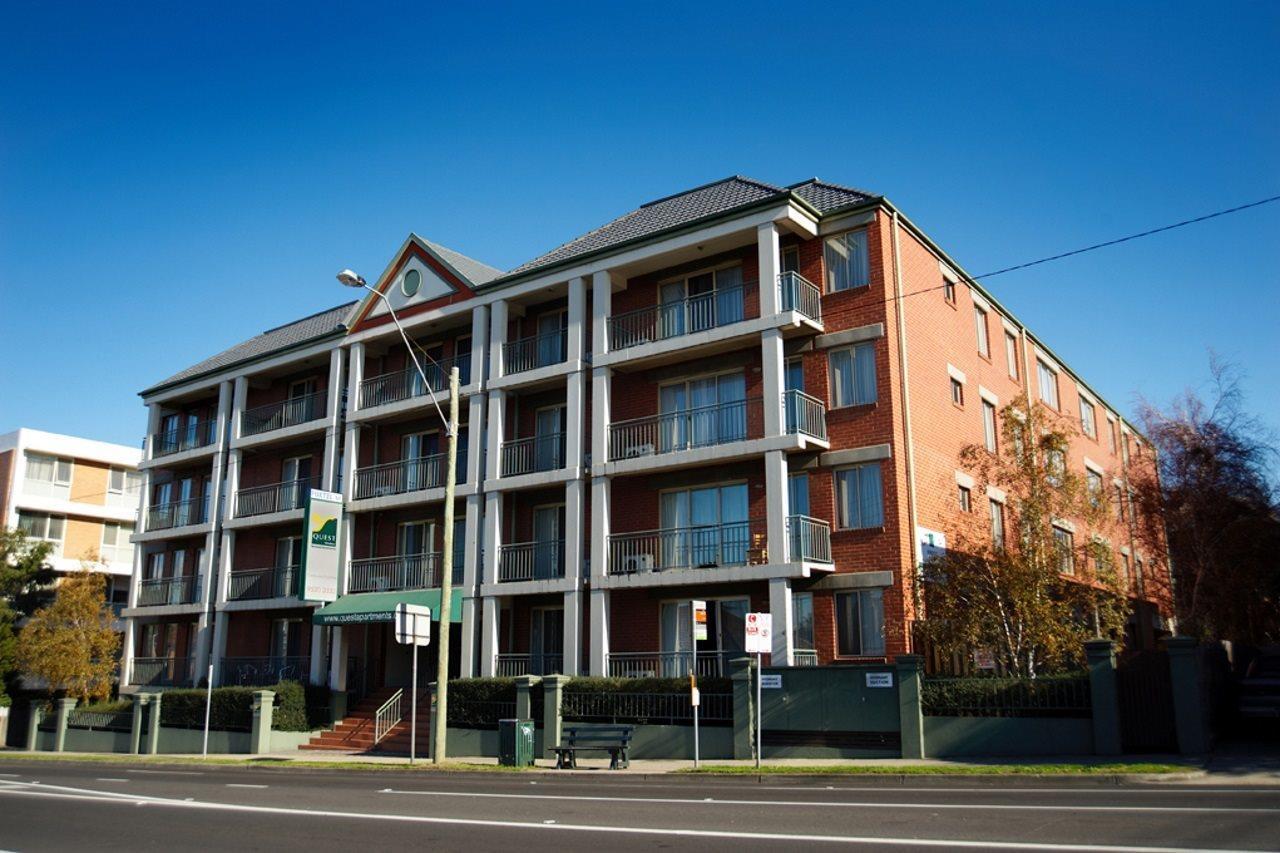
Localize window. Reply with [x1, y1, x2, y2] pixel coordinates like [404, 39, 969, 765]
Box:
[989, 500, 1005, 547]
[24, 453, 73, 490]
[1122, 552, 1133, 585]
[823, 230, 870, 292]
[835, 589, 885, 656]
[1109, 420, 1119, 454]
[1054, 527, 1075, 574]
[982, 401, 998, 452]
[101, 522, 135, 565]
[1086, 469, 1103, 507]
[943, 279, 956, 304]
[659, 483, 749, 568]
[1080, 399, 1097, 439]
[836, 463, 884, 529]
[1045, 448, 1066, 487]
[957, 485, 972, 512]
[782, 246, 800, 274]
[950, 378, 964, 407]
[1005, 332, 1019, 379]
[18, 511, 64, 546]
[659, 372, 746, 451]
[828, 342, 877, 407]
[974, 306, 990, 357]
[792, 592, 814, 652]
[1122, 433, 1131, 464]
[108, 467, 143, 497]
[1037, 360, 1059, 409]
[401, 267, 421, 297]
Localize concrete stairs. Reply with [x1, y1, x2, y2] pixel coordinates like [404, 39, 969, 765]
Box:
[300, 688, 432, 755]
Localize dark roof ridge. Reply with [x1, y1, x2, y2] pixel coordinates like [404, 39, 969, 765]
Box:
[639, 174, 784, 209]
[260, 300, 358, 335]
[788, 176, 882, 198]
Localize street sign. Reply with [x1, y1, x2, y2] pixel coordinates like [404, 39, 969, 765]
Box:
[692, 599, 708, 641]
[866, 672, 894, 688]
[760, 673, 782, 689]
[745, 612, 772, 654]
[395, 603, 432, 646]
[300, 490, 343, 602]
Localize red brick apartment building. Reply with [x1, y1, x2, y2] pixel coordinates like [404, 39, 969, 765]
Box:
[120, 176, 1171, 696]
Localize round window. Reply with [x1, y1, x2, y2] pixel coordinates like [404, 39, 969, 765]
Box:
[402, 268, 422, 297]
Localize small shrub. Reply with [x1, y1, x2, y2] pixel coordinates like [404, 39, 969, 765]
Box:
[565, 676, 731, 695]
[160, 687, 255, 731]
[0, 692, 10, 708]
[77, 699, 131, 714]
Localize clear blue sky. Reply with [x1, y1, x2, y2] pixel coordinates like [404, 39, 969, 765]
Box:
[2, 2, 1277, 447]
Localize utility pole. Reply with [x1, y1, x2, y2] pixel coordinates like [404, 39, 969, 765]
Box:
[433, 366, 459, 764]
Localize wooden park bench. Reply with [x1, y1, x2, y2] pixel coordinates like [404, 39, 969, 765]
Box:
[551, 725, 634, 770]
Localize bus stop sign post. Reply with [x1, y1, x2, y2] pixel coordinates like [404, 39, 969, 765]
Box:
[745, 612, 772, 769]
[395, 603, 432, 765]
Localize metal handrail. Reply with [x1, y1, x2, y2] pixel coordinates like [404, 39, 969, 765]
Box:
[353, 450, 466, 498]
[137, 575, 200, 606]
[358, 352, 471, 409]
[793, 650, 820, 667]
[778, 271, 822, 322]
[235, 476, 318, 517]
[786, 514, 833, 563]
[783, 389, 828, 441]
[608, 397, 761, 461]
[608, 519, 765, 574]
[241, 390, 327, 436]
[498, 540, 565, 582]
[605, 650, 742, 679]
[607, 283, 753, 351]
[146, 497, 207, 530]
[130, 656, 191, 687]
[227, 565, 299, 601]
[500, 432, 565, 476]
[152, 419, 218, 457]
[494, 653, 564, 677]
[503, 328, 568, 375]
[348, 553, 443, 593]
[373, 689, 405, 744]
[220, 656, 310, 687]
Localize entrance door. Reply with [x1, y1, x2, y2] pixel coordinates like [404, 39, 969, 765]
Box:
[282, 456, 312, 511]
[288, 378, 317, 425]
[536, 312, 566, 367]
[174, 477, 194, 526]
[534, 406, 565, 471]
[402, 432, 439, 491]
[532, 505, 564, 579]
[530, 608, 564, 675]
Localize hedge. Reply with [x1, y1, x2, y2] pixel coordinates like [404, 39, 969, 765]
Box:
[157, 680, 327, 732]
[564, 676, 731, 695]
[0, 692, 10, 708]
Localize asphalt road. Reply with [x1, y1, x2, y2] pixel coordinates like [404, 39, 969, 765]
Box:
[1, 759, 1278, 852]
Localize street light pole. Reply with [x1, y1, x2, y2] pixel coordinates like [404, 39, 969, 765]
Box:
[338, 270, 458, 765]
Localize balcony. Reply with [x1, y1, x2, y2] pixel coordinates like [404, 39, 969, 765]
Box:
[606, 650, 742, 679]
[152, 419, 218, 458]
[608, 398, 762, 462]
[358, 352, 471, 410]
[220, 656, 310, 687]
[494, 652, 563, 677]
[352, 451, 466, 500]
[608, 284, 751, 351]
[500, 433, 565, 477]
[131, 656, 191, 687]
[608, 519, 765, 575]
[241, 391, 326, 438]
[146, 497, 208, 531]
[235, 477, 318, 518]
[783, 390, 827, 441]
[348, 553, 452, 593]
[137, 575, 201, 606]
[777, 271, 822, 323]
[793, 650, 819, 667]
[498, 540, 565, 582]
[227, 565, 299, 601]
[787, 515, 833, 563]
[503, 329, 567, 375]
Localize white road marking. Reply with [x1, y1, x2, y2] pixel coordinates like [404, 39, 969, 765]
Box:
[96, 778, 129, 782]
[0, 773, 22, 778]
[124, 769, 203, 776]
[0, 780, 1268, 853]
[226, 784, 268, 789]
[378, 787, 1279, 815]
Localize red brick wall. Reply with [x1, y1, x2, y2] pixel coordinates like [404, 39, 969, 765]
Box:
[243, 369, 329, 411]
[224, 608, 313, 657]
[237, 440, 326, 489]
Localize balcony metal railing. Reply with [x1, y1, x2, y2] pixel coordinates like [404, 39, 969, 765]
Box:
[240, 391, 326, 437]
[500, 433, 565, 477]
[784, 390, 828, 441]
[787, 515, 833, 563]
[348, 553, 446, 593]
[152, 419, 218, 457]
[146, 497, 208, 530]
[608, 518, 765, 574]
[358, 352, 472, 410]
[235, 476, 318, 518]
[793, 650, 820, 667]
[607, 284, 751, 351]
[778, 271, 822, 323]
[227, 565, 299, 601]
[137, 575, 201, 606]
[130, 656, 191, 687]
[608, 398, 762, 461]
[503, 329, 567, 375]
[606, 650, 743, 679]
[494, 653, 564, 677]
[353, 449, 467, 499]
[498, 540, 565, 582]
[220, 656, 310, 687]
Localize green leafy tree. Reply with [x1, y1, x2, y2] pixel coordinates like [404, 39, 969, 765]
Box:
[18, 570, 120, 702]
[0, 527, 57, 698]
[920, 396, 1129, 677]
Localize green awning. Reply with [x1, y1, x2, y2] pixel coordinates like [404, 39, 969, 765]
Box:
[312, 589, 463, 626]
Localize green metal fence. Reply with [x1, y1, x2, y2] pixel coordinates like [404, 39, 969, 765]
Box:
[922, 674, 1092, 718]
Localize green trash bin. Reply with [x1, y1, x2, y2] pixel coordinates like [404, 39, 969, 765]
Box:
[498, 718, 535, 767]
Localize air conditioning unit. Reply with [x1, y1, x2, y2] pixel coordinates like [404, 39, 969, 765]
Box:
[625, 443, 655, 459]
[623, 553, 654, 573]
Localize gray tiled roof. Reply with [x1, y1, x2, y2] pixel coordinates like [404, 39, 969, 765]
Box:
[144, 301, 356, 393]
[788, 179, 879, 214]
[421, 238, 504, 286]
[505, 176, 792, 277]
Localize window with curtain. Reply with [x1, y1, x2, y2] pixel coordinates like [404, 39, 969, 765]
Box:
[974, 306, 990, 357]
[1086, 469, 1103, 507]
[1080, 398, 1097, 438]
[835, 589, 885, 656]
[1054, 527, 1075, 574]
[1037, 360, 1059, 409]
[982, 401, 998, 452]
[659, 372, 746, 451]
[990, 500, 1005, 547]
[1005, 332, 1019, 378]
[792, 593, 815, 651]
[828, 342, 876, 407]
[836, 463, 884, 529]
[18, 511, 64, 544]
[659, 483, 749, 568]
[823, 230, 869, 292]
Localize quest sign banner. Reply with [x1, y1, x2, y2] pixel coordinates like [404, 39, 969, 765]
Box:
[300, 489, 342, 602]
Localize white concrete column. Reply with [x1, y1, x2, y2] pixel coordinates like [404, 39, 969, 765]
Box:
[322, 348, 345, 491]
[328, 627, 347, 691]
[469, 303, 490, 386]
[120, 618, 136, 689]
[459, 491, 484, 677]
[223, 449, 242, 523]
[562, 478, 585, 675]
[758, 221, 782, 317]
[479, 596, 499, 677]
[563, 588, 582, 676]
[485, 390, 505, 481]
[213, 381, 232, 449]
[193, 609, 213, 686]
[565, 369, 585, 470]
[590, 366, 610, 469]
[144, 402, 163, 464]
[488, 299, 509, 381]
[591, 270, 612, 357]
[761, 328, 786, 438]
[764, 449, 790, 564]
[567, 276, 587, 362]
[466, 393, 486, 486]
[231, 376, 249, 441]
[588, 476, 611, 676]
[769, 577, 794, 667]
[209, 529, 234, 686]
[482, 492, 502, 586]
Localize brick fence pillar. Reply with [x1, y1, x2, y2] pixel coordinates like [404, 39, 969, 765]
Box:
[250, 690, 275, 755]
[1166, 637, 1210, 755]
[53, 698, 76, 753]
[895, 655, 925, 759]
[730, 657, 754, 760]
[1085, 639, 1122, 756]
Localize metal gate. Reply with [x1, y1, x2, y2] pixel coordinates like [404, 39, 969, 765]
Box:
[1116, 650, 1177, 753]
